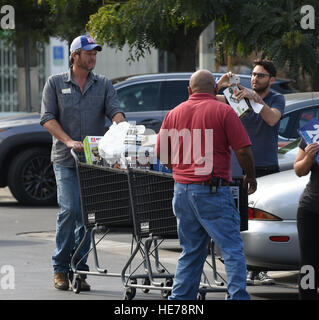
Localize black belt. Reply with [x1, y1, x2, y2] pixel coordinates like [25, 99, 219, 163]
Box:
[193, 177, 230, 186]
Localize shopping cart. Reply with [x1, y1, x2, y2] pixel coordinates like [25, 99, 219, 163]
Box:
[120, 168, 176, 299]
[70, 149, 133, 293]
[70, 149, 248, 299]
[70, 149, 172, 297]
[121, 168, 246, 300]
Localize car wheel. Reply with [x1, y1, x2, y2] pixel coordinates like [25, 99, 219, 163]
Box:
[8, 147, 57, 205]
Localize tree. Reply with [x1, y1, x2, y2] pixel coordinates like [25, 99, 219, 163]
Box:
[0, 0, 104, 111]
[87, 0, 234, 71]
[0, 0, 60, 45]
[215, 0, 319, 90]
[0, 0, 58, 111]
[45, 0, 103, 45]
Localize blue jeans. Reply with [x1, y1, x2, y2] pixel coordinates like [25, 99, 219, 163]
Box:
[52, 164, 90, 276]
[169, 182, 250, 300]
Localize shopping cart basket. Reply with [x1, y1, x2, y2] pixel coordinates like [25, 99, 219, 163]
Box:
[121, 168, 247, 300]
[120, 168, 176, 299]
[70, 149, 133, 293]
[70, 149, 171, 297]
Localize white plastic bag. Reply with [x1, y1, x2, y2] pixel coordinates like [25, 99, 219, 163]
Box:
[98, 121, 131, 164]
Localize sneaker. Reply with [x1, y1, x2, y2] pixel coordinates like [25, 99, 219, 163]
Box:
[254, 272, 275, 285]
[54, 272, 69, 290]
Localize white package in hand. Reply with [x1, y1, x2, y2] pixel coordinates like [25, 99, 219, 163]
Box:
[98, 121, 131, 163]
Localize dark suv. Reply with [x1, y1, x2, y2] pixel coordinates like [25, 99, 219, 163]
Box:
[0, 72, 296, 205]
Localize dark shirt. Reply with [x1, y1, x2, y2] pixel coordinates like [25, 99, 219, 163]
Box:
[241, 90, 285, 167]
[298, 139, 319, 214]
[40, 69, 124, 167]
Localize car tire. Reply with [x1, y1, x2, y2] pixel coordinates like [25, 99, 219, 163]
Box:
[7, 147, 57, 205]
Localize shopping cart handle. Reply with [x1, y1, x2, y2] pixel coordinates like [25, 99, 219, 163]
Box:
[70, 148, 79, 162]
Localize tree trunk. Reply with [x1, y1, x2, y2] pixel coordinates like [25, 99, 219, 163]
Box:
[24, 36, 32, 113]
[311, 73, 319, 91]
[169, 26, 205, 72]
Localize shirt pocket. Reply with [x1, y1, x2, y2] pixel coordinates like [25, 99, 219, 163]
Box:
[57, 94, 74, 109]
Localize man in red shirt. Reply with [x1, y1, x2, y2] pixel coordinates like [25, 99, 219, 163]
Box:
[156, 69, 257, 300]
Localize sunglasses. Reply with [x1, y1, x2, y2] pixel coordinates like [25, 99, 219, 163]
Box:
[251, 72, 270, 79]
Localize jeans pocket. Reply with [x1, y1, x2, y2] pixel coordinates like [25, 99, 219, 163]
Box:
[192, 192, 224, 221]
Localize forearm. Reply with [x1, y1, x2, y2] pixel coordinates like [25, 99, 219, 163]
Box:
[235, 146, 256, 179]
[43, 119, 73, 146]
[259, 103, 282, 127]
[234, 146, 257, 194]
[43, 119, 84, 152]
[294, 157, 313, 177]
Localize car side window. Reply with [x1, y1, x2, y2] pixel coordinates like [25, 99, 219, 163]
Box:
[117, 82, 160, 112]
[279, 111, 298, 139]
[298, 107, 319, 129]
[162, 80, 189, 110]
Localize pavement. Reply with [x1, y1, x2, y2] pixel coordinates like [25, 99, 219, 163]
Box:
[0, 187, 301, 305]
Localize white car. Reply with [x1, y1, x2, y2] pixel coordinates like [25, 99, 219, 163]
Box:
[241, 168, 309, 270]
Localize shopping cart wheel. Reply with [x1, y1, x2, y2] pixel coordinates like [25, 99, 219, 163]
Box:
[161, 278, 173, 299]
[197, 292, 206, 300]
[72, 277, 81, 294]
[124, 287, 136, 300]
[124, 279, 137, 300]
[142, 278, 150, 293]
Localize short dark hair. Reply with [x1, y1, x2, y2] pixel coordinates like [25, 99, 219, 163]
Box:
[253, 59, 277, 78]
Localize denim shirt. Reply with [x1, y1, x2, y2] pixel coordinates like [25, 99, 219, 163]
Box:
[40, 69, 124, 167]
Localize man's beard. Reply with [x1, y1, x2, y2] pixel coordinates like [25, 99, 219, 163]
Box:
[253, 81, 270, 95]
[76, 59, 94, 72]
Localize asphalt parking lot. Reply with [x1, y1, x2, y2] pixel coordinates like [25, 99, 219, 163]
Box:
[0, 187, 300, 303]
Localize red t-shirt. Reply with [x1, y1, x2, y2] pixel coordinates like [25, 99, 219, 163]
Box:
[156, 93, 251, 183]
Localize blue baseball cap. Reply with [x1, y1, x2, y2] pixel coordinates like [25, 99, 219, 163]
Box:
[70, 35, 102, 52]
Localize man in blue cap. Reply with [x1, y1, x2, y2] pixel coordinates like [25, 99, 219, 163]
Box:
[40, 35, 125, 291]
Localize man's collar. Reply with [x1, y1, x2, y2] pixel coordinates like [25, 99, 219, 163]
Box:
[64, 68, 97, 83]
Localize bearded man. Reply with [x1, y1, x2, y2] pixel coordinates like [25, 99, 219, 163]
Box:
[218, 60, 285, 285]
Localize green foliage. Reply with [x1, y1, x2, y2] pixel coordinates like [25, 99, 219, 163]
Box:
[87, 0, 234, 65]
[45, 0, 103, 44]
[215, 0, 319, 80]
[0, 0, 56, 46]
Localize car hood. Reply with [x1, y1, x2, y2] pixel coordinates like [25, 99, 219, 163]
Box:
[248, 169, 309, 220]
[0, 113, 41, 129]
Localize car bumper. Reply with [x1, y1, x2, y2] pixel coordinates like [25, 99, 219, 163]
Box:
[241, 220, 300, 271]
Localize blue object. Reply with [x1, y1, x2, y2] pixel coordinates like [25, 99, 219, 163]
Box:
[298, 117, 319, 165]
[169, 183, 250, 300]
[152, 158, 172, 173]
[70, 35, 102, 52]
[52, 164, 90, 275]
